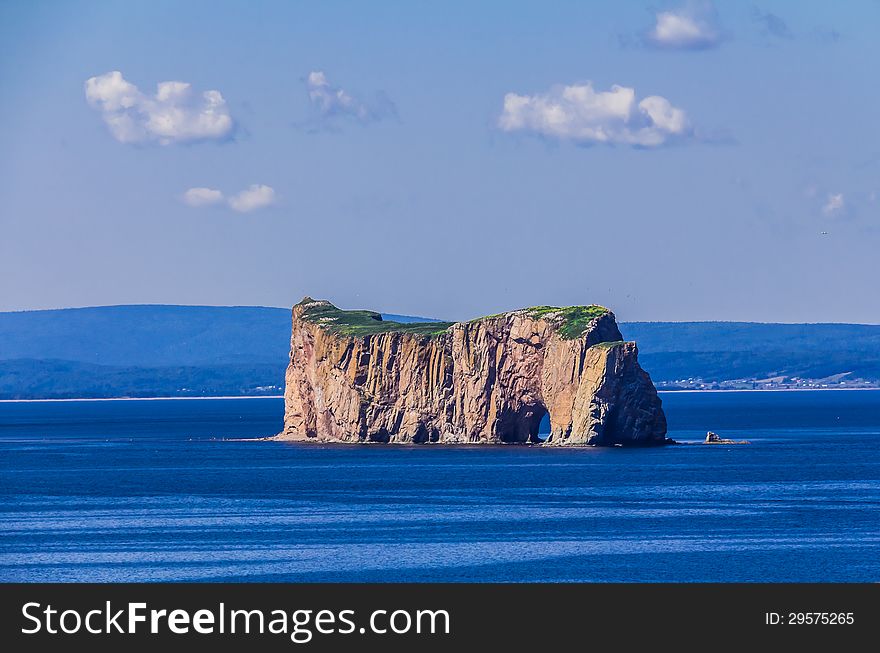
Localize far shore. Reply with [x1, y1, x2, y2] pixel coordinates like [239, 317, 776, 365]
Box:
[657, 387, 880, 394]
[1, 388, 879, 403]
[0, 395, 284, 403]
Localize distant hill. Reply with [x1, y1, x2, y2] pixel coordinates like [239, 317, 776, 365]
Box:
[0, 305, 292, 367]
[0, 358, 285, 399]
[0, 306, 878, 398]
[621, 322, 880, 384]
[620, 322, 880, 354]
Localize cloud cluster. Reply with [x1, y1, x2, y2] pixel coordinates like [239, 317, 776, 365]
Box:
[498, 82, 690, 148]
[182, 184, 276, 213]
[822, 193, 845, 217]
[305, 71, 395, 125]
[228, 185, 276, 213]
[85, 71, 234, 145]
[645, 3, 721, 50]
[182, 187, 225, 207]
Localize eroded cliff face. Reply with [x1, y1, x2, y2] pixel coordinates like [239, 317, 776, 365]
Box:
[278, 298, 667, 446]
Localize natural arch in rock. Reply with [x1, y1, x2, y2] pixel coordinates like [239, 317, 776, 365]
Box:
[496, 403, 548, 444]
[536, 411, 552, 442]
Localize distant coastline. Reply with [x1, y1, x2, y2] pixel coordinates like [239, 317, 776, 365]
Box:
[0, 395, 284, 403]
[4, 306, 880, 400]
[658, 387, 880, 394]
[3, 388, 880, 403]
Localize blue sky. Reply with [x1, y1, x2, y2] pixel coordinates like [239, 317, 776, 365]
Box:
[1, 0, 878, 322]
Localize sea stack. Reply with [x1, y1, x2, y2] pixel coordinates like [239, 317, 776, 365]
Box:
[278, 298, 667, 446]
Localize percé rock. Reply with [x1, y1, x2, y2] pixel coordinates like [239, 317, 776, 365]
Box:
[277, 298, 667, 446]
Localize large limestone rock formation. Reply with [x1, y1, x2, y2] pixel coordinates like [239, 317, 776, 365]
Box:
[278, 298, 667, 446]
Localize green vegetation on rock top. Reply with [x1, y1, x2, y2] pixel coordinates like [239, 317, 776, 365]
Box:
[523, 305, 609, 338]
[298, 298, 609, 340]
[297, 299, 453, 338]
[593, 340, 627, 349]
[466, 304, 610, 339]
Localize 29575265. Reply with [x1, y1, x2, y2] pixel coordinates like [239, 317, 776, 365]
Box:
[765, 613, 854, 625]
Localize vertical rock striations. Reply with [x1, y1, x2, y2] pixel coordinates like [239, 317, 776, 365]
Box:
[278, 298, 667, 446]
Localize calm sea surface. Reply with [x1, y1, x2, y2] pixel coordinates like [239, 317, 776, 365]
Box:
[1, 391, 878, 582]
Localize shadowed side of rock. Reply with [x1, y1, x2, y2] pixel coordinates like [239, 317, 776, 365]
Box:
[554, 341, 668, 445]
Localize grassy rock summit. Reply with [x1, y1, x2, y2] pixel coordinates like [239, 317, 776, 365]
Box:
[278, 298, 667, 446]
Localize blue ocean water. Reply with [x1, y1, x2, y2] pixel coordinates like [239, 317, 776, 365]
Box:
[1, 391, 878, 582]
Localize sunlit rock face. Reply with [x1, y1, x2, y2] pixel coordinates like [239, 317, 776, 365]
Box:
[278, 298, 667, 446]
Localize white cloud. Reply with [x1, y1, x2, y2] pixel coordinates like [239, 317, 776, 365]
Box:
[305, 71, 395, 125]
[645, 3, 721, 50]
[227, 184, 276, 213]
[498, 82, 691, 147]
[183, 187, 225, 207]
[181, 184, 276, 212]
[822, 193, 845, 217]
[85, 71, 234, 145]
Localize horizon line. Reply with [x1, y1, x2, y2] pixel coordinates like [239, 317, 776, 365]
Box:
[1, 303, 879, 327]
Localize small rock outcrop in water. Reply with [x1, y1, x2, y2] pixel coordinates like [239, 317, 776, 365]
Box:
[277, 298, 667, 446]
[704, 431, 750, 444]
